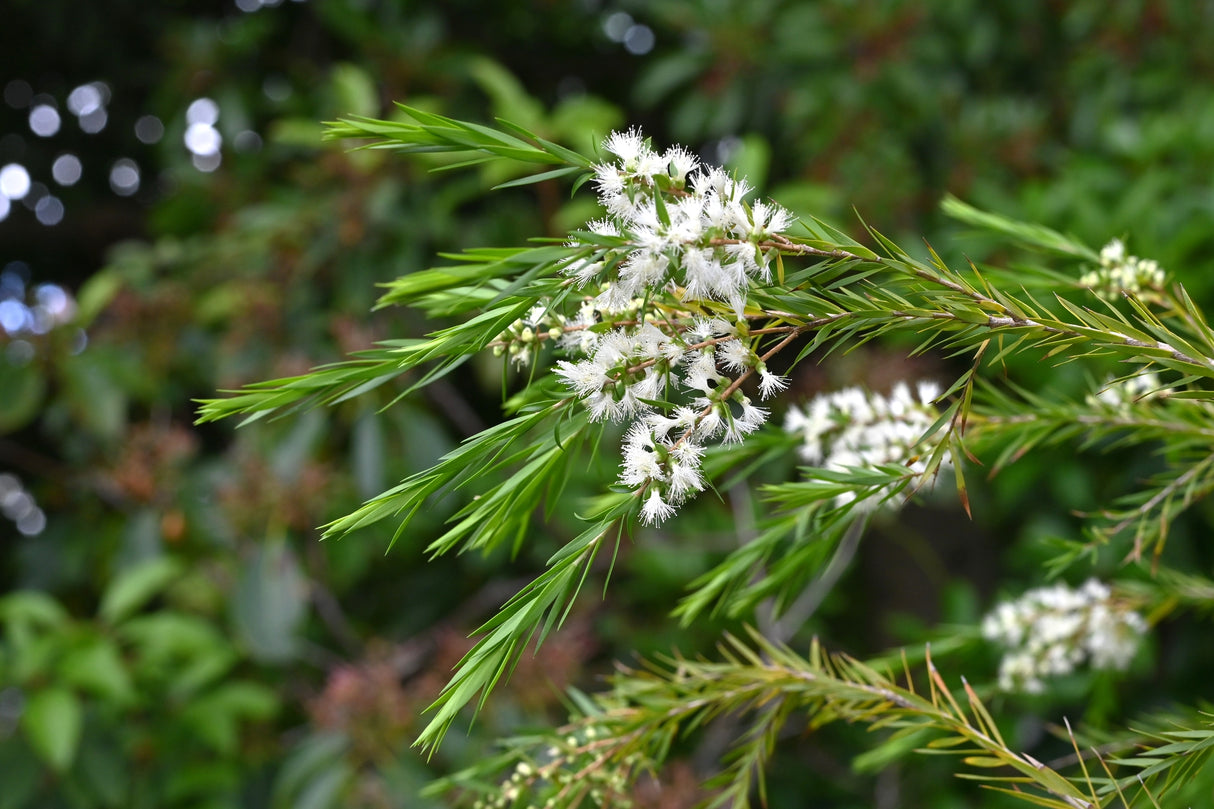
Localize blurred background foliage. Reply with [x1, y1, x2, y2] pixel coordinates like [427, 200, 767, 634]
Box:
[2, 1, 1213, 807]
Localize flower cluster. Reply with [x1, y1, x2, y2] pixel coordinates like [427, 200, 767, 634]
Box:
[1080, 238, 1165, 300]
[556, 314, 786, 523]
[492, 303, 565, 367]
[539, 130, 801, 525]
[572, 127, 793, 317]
[981, 579, 1147, 694]
[783, 381, 946, 509]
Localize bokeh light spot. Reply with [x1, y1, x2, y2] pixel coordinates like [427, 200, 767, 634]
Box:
[2, 262, 28, 291]
[3, 80, 32, 109]
[0, 196, 9, 222]
[52, 153, 82, 186]
[21, 182, 47, 210]
[29, 104, 60, 137]
[186, 97, 220, 126]
[5, 339, 34, 365]
[262, 75, 291, 102]
[0, 164, 31, 199]
[603, 11, 632, 41]
[185, 122, 222, 156]
[17, 508, 46, 536]
[0, 300, 27, 333]
[79, 107, 108, 134]
[34, 195, 64, 226]
[234, 130, 263, 152]
[36, 284, 72, 317]
[192, 152, 222, 172]
[67, 83, 103, 116]
[135, 115, 164, 144]
[623, 24, 655, 55]
[109, 158, 140, 196]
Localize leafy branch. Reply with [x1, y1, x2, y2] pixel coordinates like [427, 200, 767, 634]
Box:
[201, 109, 1214, 804]
[434, 631, 1118, 809]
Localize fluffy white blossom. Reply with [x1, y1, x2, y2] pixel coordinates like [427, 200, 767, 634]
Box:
[722, 396, 768, 444]
[640, 488, 676, 525]
[757, 365, 789, 399]
[543, 129, 800, 527]
[619, 421, 708, 525]
[1080, 238, 1166, 300]
[581, 128, 793, 315]
[783, 381, 945, 510]
[982, 579, 1147, 694]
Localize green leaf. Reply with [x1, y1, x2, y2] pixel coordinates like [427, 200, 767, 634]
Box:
[23, 688, 82, 773]
[99, 557, 184, 624]
[329, 62, 378, 118]
[0, 360, 46, 433]
[941, 195, 1099, 262]
[231, 539, 309, 663]
[0, 590, 70, 629]
[273, 733, 349, 809]
[59, 637, 135, 704]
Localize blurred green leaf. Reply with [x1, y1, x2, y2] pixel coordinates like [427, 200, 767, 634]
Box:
[99, 557, 183, 625]
[59, 637, 135, 704]
[269, 408, 326, 483]
[0, 737, 42, 809]
[0, 591, 70, 629]
[78, 736, 127, 808]
[330, 62, 379, 118]
[23, 687, 82, 773]
[273, 733, 349, 809]
[231, 539, 309, 663]
[73, 267, 124, 327]
[467, 56, 545, 129]
[724, 133, 772, 193]
[0, 361, 45, 434]
[182, 682, 278, 755]
[351, 407, 385, 499]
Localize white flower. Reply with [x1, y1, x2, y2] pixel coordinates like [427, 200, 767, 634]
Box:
[784, 381, 947, 510]
[603, 128, 646, 164]
[663, 145, 698, 183]
[757, 366, 789, 399]
[748, 200, 793, 237]
[693, 397, 725, 439]
[554, 358, 610, 398]
[982, 579, 1146, 694]
[1082, 238, 1166, 300]
[916, 380, 940, 406]
[668, 456, 705, 501]
[620, 426, 663, 487]
[718, 338, 753, 373]
[1099, 238, 1126, 265]
[682, 249, 735, 303]
[723, 396, 768, 443]
[585, 390, 623, 422]
[687, 317, 731, 343]
[639, 487, 676, 525]
[632, 368, 665, 402]
[682, 349, 723, 394]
